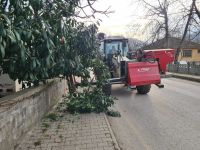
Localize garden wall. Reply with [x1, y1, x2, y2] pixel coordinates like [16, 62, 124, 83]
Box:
[0, 79, 67, 150]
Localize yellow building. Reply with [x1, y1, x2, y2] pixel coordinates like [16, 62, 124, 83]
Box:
[142, 37, 200, 65]
[179, 49, 200, 65]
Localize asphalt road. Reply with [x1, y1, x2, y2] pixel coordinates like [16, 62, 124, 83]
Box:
[108, 78, 200, 150]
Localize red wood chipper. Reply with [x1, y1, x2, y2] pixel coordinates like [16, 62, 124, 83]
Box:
[99, 37, 174, 95]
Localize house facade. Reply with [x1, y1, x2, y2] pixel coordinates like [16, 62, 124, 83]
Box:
[179, 48, 200, 65]
[142, 37, 200, 65]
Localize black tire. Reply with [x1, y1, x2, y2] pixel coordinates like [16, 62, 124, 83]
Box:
[102, 83, 112, 96]
[136, 85, 151, 94]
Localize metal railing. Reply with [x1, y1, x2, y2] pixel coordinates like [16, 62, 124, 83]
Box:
[167, 64, 200, 75]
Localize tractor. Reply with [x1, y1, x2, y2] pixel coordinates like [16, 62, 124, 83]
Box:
[99, 36, 174, 95]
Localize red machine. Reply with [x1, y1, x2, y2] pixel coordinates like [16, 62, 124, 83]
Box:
[100, 37, 174, 95]
[127, 61, 161, 86]
[125, 49, 174, 94]
[143, 49, 175, 74]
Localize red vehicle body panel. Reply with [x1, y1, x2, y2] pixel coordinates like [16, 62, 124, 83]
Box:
[127, 62, 161, 86]
[144, 49, 175, 74]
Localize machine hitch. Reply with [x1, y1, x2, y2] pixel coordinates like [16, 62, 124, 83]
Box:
[108, 77, 126, 84]
[155, 84, 164, 88]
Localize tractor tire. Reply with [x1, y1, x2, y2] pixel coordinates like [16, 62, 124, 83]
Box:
[136, 85, 151, 94]
[102, 83, 112, 96]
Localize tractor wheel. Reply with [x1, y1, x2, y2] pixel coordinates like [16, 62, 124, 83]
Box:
[102, 83, 112, 96]
[136, 85, 151, 94]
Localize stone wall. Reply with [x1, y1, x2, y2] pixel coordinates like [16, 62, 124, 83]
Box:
[0, 79, 67, 150]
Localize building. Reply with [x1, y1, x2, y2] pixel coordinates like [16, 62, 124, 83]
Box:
[0, 74, 22, 97]
[142, 37, 200, 65]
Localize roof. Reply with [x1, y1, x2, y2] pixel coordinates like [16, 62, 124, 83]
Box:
[104, 36, 128, 41]
[142, 37, 200, 50]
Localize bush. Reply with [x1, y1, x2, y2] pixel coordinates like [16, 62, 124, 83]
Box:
[106, 110, 121, 117]
[65, 59, 116, 114]
[66, 88, 115, 113]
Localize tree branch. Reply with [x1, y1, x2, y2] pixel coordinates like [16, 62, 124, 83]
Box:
[175, 0, 196, 62]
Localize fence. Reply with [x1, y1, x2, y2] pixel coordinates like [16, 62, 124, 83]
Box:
[167, 64, 200, 75]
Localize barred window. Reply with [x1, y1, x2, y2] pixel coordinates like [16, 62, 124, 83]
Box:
[182, 50, 192, 57]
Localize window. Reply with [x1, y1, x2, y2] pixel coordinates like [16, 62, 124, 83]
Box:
[198, 49, 200, 53]
[182, 50, 192, 57]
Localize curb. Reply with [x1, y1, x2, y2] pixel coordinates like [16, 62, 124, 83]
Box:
[161, 73, 173, 78]
[171, 74, 200, 83]
[103, 113, 121, 150]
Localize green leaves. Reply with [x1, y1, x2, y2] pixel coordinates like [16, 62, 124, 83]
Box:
[0, 14, 11, 27]
[0, 44, 5, 58]
[32, 58, 37, 69]
[46, 55, 51, 67]
[20, 44, 26, 62]
[66, 88, 115, 113]
[7, 30, 17, 44]
[0, 0, 102, 87]
[31, 0, 43, 11]
[13, 30, 21, 41]
[0, 0, 115, 112]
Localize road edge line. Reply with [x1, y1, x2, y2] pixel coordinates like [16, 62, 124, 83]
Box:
[103, 113, 121, 150]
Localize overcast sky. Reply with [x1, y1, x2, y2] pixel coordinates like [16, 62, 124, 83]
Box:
[80, 0, 198, 39]
[97, 0, 136, 35]
[94, 0, 198, 36]
[93, 0, 145, 36]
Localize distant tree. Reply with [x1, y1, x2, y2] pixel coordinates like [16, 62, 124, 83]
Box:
[97, 32, 106, 40]
[137, 0, 176, 46]
[175, 0, 200, 62]
[128, 38, 144, 51]
[131, 0, 200, 62]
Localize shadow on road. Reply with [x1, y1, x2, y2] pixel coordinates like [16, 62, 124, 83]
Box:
[111, 85, 135, 97]
[111, 85, 151, 99]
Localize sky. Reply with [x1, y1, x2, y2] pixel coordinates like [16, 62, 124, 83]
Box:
[80, 0, 197, 39]
[92, 0, 146, 37]
[95, 0, 136, 35]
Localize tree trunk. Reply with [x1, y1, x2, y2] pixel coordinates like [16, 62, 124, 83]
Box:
[164, 10, 169, 48]
[175, 0, 196, 63]
[67, 75, 76, 93]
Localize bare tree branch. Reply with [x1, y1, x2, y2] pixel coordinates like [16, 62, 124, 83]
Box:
[194, 2, 200, 19]
[175, 0, 196, 62]
[75, 0, 113, 19]
[138, 0, 170, 46]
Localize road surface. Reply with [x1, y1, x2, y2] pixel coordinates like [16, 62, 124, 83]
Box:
[108, 78, 200, 150]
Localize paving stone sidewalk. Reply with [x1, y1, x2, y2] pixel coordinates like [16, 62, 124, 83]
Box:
[16, 113, 119, 150]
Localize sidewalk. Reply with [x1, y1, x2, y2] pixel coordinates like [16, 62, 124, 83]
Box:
[167, 72, 200, 82]
[16, 112, 119, 150]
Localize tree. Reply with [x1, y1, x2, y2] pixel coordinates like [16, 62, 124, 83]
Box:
[0, 0, 80, 84]
[128, 38, 144, 51]
[0, 0, 109, 85]
[137, 0, 175, 46]
[175, 0, 200, 62]
[131, 0, 200, 62]
[0, 0, 115, 113]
